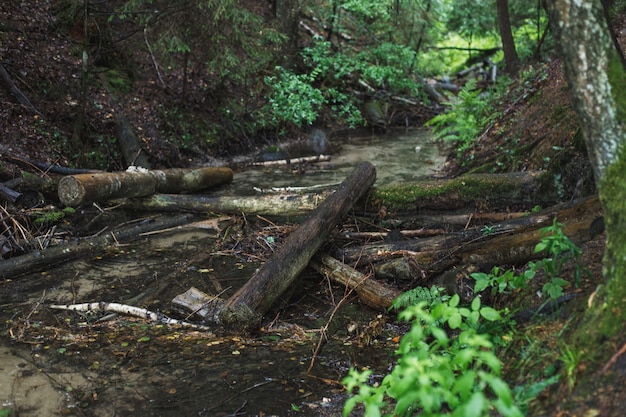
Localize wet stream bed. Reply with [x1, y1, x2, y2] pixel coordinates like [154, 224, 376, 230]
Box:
[0, 130, 442, 416]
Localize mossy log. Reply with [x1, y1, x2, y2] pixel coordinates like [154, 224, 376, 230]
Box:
[217, 162, 376, 331]
[58, 167, 233, 206]
[123, 190, 332, 216]
[374, 171, 558, 211]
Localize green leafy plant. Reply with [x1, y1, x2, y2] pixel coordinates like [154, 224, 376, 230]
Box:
[390, 286, 449, 311]
[425, 79, 487, 157]
[343, 295, 522, 417]
[532, 218, 589, 299]
[472, 265, 534, 296]
[559, 342, 581, 390]
[265, 67, 326, 127]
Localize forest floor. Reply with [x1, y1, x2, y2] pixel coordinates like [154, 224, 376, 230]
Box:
[2, 1, 626, 416]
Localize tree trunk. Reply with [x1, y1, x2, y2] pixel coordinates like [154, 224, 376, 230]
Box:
[545, 0, 626, 404]
[496, 0, 520, 75]
[375, 171, 558, 211]
[123, 190, 332, 216]
[58, 167, 233, 206]
[218, 162, 376, 331]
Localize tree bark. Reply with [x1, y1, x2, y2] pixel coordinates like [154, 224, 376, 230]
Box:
[375, 171, 558, 211]
[496, 0, 520, 75]
[58, 167, 233, 206]
[309, 253, 401, 311]
[218, 162, 376, 331]
[545, 0, 626, 373]
[370, 196, 603, 282]
[123, 190, 332, 216]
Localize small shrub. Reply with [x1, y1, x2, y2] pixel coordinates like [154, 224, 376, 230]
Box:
[343, 295, 522, 417]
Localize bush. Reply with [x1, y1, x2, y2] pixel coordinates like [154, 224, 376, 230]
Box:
[343, 295, 522, 417]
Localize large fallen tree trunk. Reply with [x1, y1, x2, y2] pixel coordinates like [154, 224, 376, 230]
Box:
[337, 195, 602, 265]
[217, 161, 376, 331]
[372, 195, 604, 282]
[58, 167, 233, 206]
[374, 171, 559, 211]
[122, 190, 333, 216]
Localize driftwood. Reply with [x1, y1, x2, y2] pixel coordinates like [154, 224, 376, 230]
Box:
[0, 63, 43, 117]
[217, 161, 377, 331]
[251, 154, 331, 166]
[0, 214, 194, 278]
[309, 253, 401, 310]
[372, 195, 603, 282]
[49, 302, 212, 330]
[58, 167, 233, 206]
[123, 190, 332, 216]
[170, 251, 402, 321]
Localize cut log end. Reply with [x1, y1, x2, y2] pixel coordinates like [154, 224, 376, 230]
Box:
[57, 176, 86, 206]
[218, 303, 259, 332]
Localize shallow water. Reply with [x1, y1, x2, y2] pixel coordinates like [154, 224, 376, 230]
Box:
[224, 129, 445, 194]
[0, 129, 443, 416]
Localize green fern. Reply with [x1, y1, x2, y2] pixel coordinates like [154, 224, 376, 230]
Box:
[390, 285, 449, 311]
[425, 78, 487, 157]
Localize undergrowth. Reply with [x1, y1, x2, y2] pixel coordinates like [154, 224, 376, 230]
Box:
[343, 220, 587, 416]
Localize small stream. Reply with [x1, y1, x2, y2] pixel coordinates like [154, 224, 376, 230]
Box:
[223, 128, 445, 194]
[0, 129, 444, 417]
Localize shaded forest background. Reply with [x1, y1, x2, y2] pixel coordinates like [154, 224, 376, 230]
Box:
[1, 0, 599, 176]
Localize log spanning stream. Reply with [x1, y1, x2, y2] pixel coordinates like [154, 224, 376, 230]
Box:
[0, 130, 447, 417]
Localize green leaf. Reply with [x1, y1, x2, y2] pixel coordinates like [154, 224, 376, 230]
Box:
[448, 311, 462, 329]
[471, 296, 481, 311]
[479, 306, 501, 321]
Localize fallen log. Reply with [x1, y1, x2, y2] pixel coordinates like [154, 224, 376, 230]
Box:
[374, 171, 558, 211]
[122, 190, 332, 216]
[58, 167, 233, 206]
[373, 195, 604, 282]
[217, 161, 376, 331]
[0, 214, 194, 278]
[336, 195, 601, 265]
[309, 253, 401, 310]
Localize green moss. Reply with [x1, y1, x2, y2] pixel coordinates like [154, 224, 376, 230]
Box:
[598, 144, 626, 336]
[373, 174, 537, 211]
[607, 51, 626, 122]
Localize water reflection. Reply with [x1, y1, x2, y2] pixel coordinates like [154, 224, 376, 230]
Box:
[224, 129, 444, 195]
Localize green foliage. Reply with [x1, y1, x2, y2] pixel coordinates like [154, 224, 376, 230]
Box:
[390, 286, 449, 312]
[473, 218, 588, 301]
[33, 207, 76, 225]
[343, 295, 522, 417]
[472, 266, 534, 296]
[532, 218, 588, 299]
[559, 342, 581, 390]
[425, 79, 487, 157]
[264, 68, 326, 127]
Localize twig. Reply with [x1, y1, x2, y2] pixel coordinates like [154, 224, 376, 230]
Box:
[600, 340, 626, 375]
[144, 26, 167, 89]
